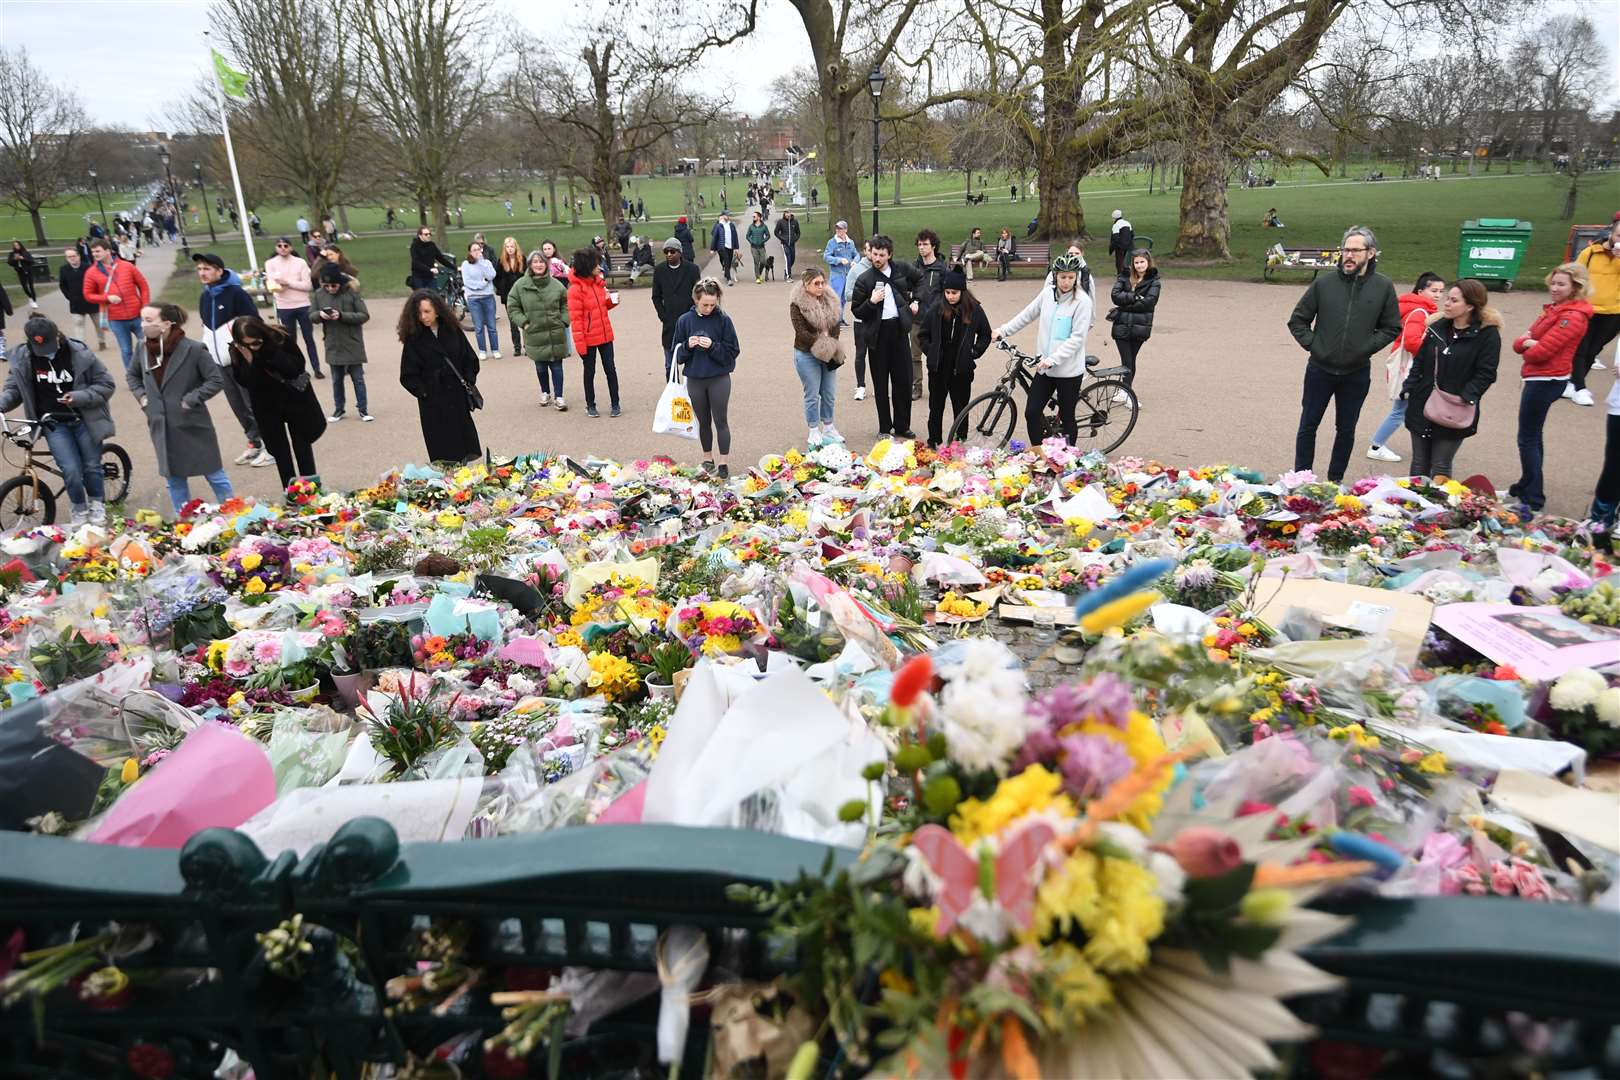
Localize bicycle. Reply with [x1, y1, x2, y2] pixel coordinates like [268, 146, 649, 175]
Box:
[0, 415, 133, 531]
[432, 265, 472, 330]
[948, 339, 1139, 454]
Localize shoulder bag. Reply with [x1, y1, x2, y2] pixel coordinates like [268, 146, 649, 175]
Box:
[1422, 388, 1475, 430]
[436, 340, 484, 411]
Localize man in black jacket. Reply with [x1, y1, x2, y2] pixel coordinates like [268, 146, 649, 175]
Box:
[613, 219, 633, 254]
[850, 233, 922, 438]
[651, 238, 699, 376]
[1107, 210, 1134, 274]
[1286, 225, 1402, 483]
[909, 229, 949, 401]
[408, 227, 454, 290]
[773, 212, 802, 279]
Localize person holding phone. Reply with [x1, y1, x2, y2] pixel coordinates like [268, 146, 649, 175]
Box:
[228, 316, 326, 487]
[0, 316, 117, 525]
[671, 277, 741, 476]
[131, 304, 233, 514]
[566, 247, 622, 418]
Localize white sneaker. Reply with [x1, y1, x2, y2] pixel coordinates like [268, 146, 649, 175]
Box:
[554, 397, 567, 411]
[1111, 389, 1132, 404]
[1562, 383, 1577, 400]
[1367, 444, 1402, 462]
[69, 506, 88, 525]
[477, 349, 488, 360]
[1573, 388, 1595, 407]
[538, 392, 552, 406]
[250, 449, 275, 467]
[234, 446, 258, 465]
[28, 299, 39, 309]
[1593, 359, 1607, 370]
[490, 350, 501, 359]
[360, 413, 375, 422]
[821, 424, 844, 443]
[807, 428, 825, 448]
[88, 501, 107, 525]
[853, 385, 867, 401]
[327, 411, 344, 422]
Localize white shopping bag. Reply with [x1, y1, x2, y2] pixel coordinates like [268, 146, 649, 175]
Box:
[652, 345, 698, 440]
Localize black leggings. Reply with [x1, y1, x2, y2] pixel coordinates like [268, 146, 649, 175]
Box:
[257, 412, 318, 486]
[1572, 313, 1620, 391]
[853, 332, 868, 388]
[1114, 337, 1142, 385]
[581, 342, 619, 409]
[13, 266, 36, 302]
[1027, 372, 1082, 445]
[688, 373, 731, 455]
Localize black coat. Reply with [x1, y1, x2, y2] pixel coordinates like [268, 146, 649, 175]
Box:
[399, 324, 482, 463]
[673, 223, 696, 263]
[410, 238, 454, 280]
[773, 216, 801, 247]
[651, 259, 700, 326]
[916, 298, 992, 376]
[57, 262, 97, 315]
[1401, 313, 1501, 440]
[229, 337, 326, 444]
[910, 256, 948, 310]
[850, 261, 923, 338]
[1109, 268, 1160, 342]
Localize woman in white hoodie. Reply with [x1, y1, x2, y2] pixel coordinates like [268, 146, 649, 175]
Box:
[993, 253, 1093, 445]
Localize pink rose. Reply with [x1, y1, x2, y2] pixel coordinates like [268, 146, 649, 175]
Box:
[1348, 786, 1376, 808]
[1510, 858, 1553, 901]
[1489, 861, 1516, 897]
[1167, 827, 1243, 878]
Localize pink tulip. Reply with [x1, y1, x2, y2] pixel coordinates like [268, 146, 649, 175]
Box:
[1167, 827, 1243, 878]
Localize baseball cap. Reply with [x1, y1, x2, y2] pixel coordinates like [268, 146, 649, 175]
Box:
[24, 316, 59, 357]
[192, 252, 226, 271]
[835, 219, 848, 229]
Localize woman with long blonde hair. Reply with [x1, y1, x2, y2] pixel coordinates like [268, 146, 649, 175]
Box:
[495, 236, 525, 358]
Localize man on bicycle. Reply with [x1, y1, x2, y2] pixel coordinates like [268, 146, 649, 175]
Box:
[0, 316, 118, 525]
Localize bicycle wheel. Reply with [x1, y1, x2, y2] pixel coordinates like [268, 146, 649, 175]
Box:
[949, 390, 1019, 450]
[100, 442, 133, 505]
[0, 475, 56, 531]
[1072, 379, 1139, 454]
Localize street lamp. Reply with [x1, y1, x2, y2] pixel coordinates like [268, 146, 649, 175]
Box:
[194, 162, 217, 243]
[867, 67, 886, 238]
[157, 145, 190, 257]
[87, 168, 107, 232]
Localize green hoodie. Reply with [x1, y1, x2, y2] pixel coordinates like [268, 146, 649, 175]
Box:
[506, 270, 571, 362]
[1287, 259, 1401, 374]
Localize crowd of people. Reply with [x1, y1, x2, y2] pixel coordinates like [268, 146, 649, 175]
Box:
[3, 176, 1616, 533]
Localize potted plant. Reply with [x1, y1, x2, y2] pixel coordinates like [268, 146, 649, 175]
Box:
[643, 641, 694, 701]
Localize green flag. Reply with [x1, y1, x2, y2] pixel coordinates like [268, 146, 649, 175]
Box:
[211, 49, 249, 100]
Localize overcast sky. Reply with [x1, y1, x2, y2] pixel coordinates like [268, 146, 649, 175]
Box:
[0, 0, 1615, 131]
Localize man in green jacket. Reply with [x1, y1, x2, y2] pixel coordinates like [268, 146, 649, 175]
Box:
[1287, 225, 1401, 482]
[506, 252, 572, 411]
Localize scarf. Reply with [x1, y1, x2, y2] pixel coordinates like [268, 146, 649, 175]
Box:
[143, 327, 186, 385]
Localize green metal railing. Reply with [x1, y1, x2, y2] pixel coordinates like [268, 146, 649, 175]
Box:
[2, 822, 1616, 1079]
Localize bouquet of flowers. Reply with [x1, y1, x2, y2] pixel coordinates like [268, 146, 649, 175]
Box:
[216, 540, 291, 601]
[670, 598, 765, 656]
[285, 477, 321, 508]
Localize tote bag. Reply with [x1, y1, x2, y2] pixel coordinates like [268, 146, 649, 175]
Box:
[652, 346, 698, 441]
[1384, 343, 1412, 401]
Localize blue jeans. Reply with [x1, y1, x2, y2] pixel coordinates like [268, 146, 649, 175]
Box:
[42, 417, 104, 508]
[533, 359, 564, 398]
[1294, 364, 1371, 482]
[166, 470, 233, 514]
[1508, 380, 1566, 511]
[468, 295, 498, 351]
[109, 317, 141, 372]
[1370, 398, 1406, 448]
[793, 349, 835, 426]
[331, 365, 368, 415]
[275, 306, 321, 371]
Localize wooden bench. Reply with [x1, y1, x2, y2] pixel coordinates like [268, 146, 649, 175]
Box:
[1264, 244, 1339, 281]
[949, 240, 1050, 275]
[603, 263, 653, 287]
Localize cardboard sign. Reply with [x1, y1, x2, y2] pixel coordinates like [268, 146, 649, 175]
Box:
[1431, 602, 1620, 680]
[1248, 578, 1434, 666]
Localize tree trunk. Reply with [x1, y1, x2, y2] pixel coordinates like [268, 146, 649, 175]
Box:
[591, 153, 623, 232]
[893, 156, 901, 205]
[336, 205, 351, 234]
[28, 208, 46, 246]
[1034, 143, 1084, 241]
[1174, 136, 1232, 259]
[820, 92, 863, 245]
[1561, 174, 1579, 220]
[432, 192, 449, 239]
[566, 175, 579, 227]
[547, 173, 559, 225]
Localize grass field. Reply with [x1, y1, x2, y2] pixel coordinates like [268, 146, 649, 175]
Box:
[2, 165, 1612, 311]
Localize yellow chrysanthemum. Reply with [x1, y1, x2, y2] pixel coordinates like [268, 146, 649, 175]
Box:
[1032, 849, 1101, 940]
[951, 765, 1077, 845]
[1042, 941, 1114, 1026]
[244, 577, 267, 595]
[1079, 857, 1165, 975]
[553, 629, 583, 648]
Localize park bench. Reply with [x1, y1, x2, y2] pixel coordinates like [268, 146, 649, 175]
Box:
[1264, 243, 1340, 281]
[21, 254, 49, 282]
[949, 240, 1050, 275]
[603, 263, 652, 287]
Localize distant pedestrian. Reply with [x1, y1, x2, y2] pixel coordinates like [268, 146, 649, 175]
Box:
[635, 197, 646, 221]
[1367, 272, 1445, 463]
[504, 199, 514, 218]
[460, 241, 500, 359]
[1568, 229, 1620, 407]
[1107, 210, 1134, 275]
[314, 266, 372, 423]
[1, 315, 116, 524]
[57, 247, 107, 351]
[539, 239, 570, 284]
[995, 228, 1016, 281]
[228, 316, 326, 487]
[1108, 250, 1159, 395]
[506, 250, 571, 410]
[265, 237, 324, 378]
[397, 290, 482, 464]
[774, 211, 801, 278]
[672, 277, 740, 476]
[81, 237, 151, 373]
[918, 269, 990, 449]
[1508, 263, 1591, 513]
[1286, 225, 1400, 483]
[7, 241, 38, 308]
[674, 216, 696, 264]
[408, 226, 455, 290]
[494, 237, 525, 357]
[959, 227, 990, 281]
[131, 304, 233, 514]
[844, 241, 873, 401]
[1401, 279, 1500, 479]
[566, 247, 621, 418]
[614, 217, 632, 254]
[711, 212, 742, 286]
[1010, 184, 1017, 202]
[789, 267, 845, 447]
[747, 211, 770, 282]
[295, 216, 310, 243]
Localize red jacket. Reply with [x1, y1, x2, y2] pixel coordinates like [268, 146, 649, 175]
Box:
[566, 272, 618, 352]
[1513, 298, 1592, 379]
[82, 258, 151, 320]
[1394, 292, 1436, 355]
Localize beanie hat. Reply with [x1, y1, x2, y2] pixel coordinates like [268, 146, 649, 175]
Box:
[1111, 209, 1123, 221]
[662, 237, 682, 252]
[941, 269, 967, 292]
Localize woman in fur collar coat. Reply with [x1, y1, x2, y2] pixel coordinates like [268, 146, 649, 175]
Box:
[788, 267, 846, 447]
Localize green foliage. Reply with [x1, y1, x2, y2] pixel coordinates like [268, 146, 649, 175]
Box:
[28, 627, 112, 690]
[1160, 863, 1283, 974]
[351, 536, 412, 576]
[646, 640, 695, 682]
[169, 602, 233, 651]
[366, 681, 461, 777]
[774, 589, 843, 664]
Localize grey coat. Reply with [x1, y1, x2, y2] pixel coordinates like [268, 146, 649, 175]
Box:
[126, 336, 225, 477]
[0, 337, 117, 442]
[311, 286, 370, 366]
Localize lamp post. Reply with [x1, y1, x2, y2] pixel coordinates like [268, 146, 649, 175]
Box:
[867, 67, 886, 239]
[194, 162, 217, 243]
[158, 145, 190, 257]
[87, 168, 108, 232]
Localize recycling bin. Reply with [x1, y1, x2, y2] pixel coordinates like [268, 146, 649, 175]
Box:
[1458, 218, 1532, 289]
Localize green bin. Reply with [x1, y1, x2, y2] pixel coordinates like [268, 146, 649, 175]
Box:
[1458, 218, 1532, 289]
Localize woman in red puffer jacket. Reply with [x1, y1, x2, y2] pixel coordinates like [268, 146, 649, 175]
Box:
[1367, 271, 1445, 462]
[565, 247, 621, 418]
[1507, 262, 1593, 513]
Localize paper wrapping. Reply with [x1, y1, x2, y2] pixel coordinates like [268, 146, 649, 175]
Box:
[87, 723, 276, 848]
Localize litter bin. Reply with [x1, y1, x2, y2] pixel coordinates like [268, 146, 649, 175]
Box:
[1458, 218, 1532, 290]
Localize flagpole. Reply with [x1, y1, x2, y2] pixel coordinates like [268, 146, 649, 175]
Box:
[203, 29, 260, 280]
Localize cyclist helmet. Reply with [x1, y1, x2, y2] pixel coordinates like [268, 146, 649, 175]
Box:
[1050, 253, 1082, 274]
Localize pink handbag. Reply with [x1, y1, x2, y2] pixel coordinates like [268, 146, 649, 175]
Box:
[1422, 388, 1475, 430]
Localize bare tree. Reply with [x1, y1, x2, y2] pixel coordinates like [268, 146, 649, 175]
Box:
[1520, 14, 1611, 161]
[206, 0, 367, 225]
[1299, 38, 1401, 177]
[0, 47, 90, 244]
[355, 0, 494, 235]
